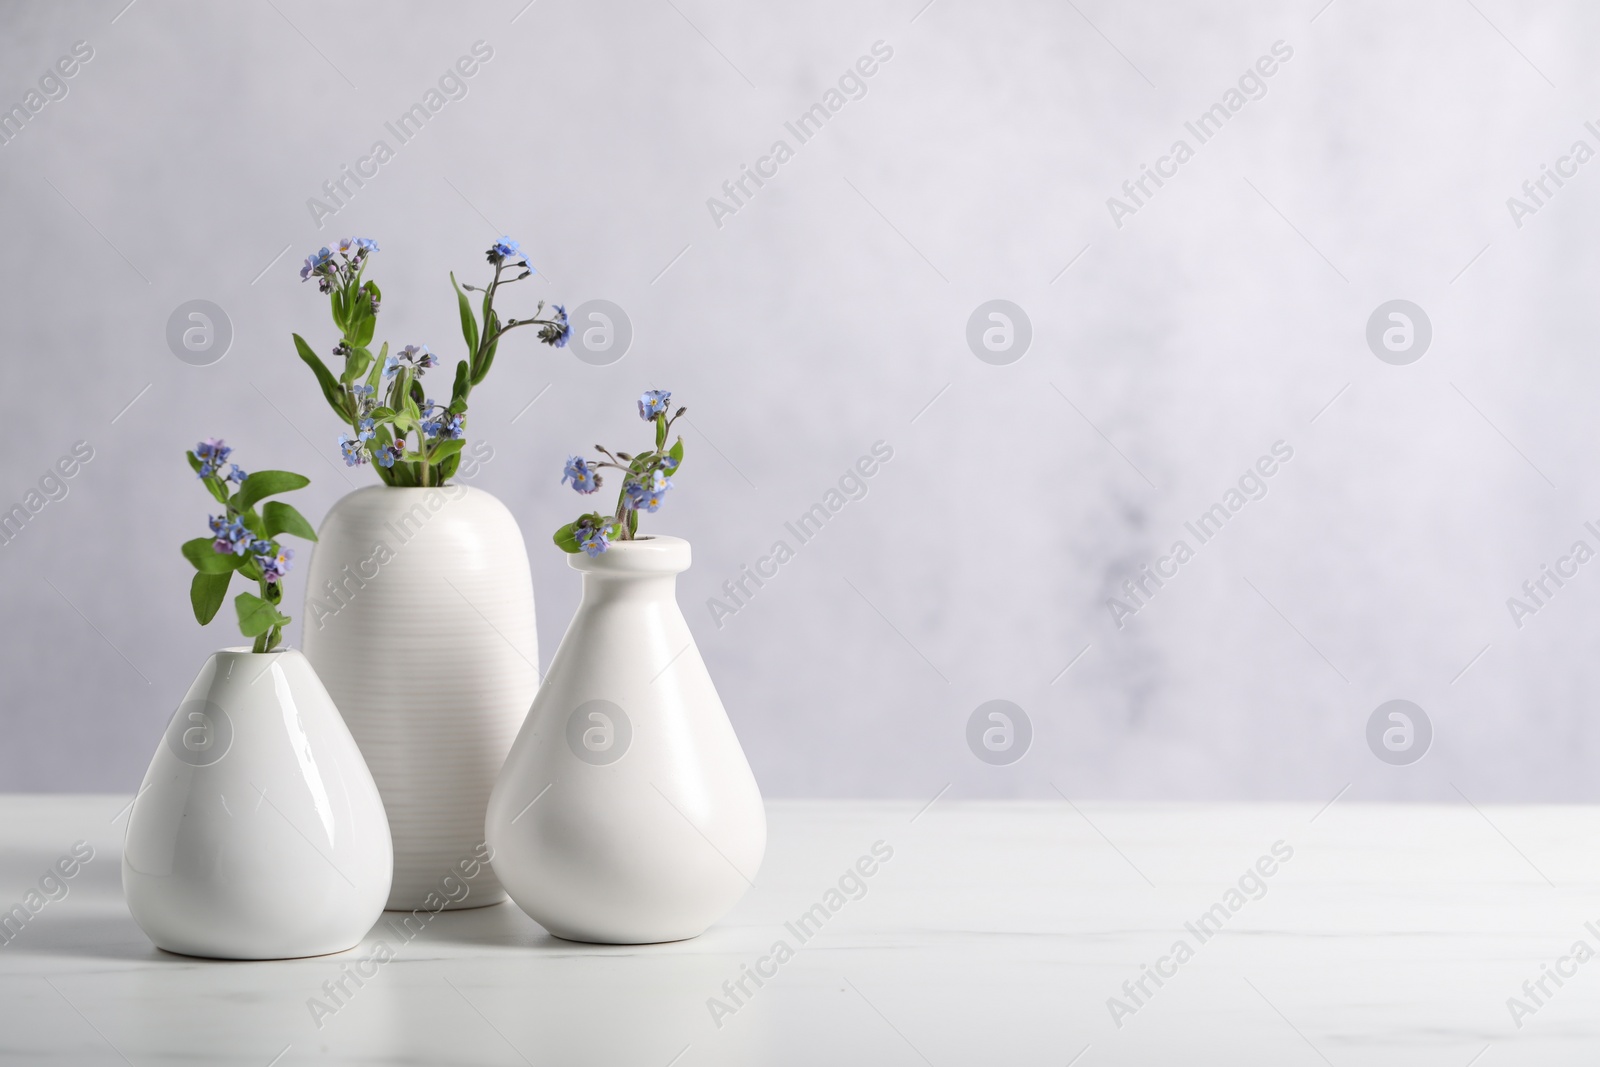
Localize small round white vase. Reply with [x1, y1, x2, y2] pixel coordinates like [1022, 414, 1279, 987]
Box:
[486, 535, 766, 944]
[301, 485, 538, 910]
[123, 648, 392, 960]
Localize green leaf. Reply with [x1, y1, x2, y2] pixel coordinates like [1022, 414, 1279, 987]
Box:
[237, 470, 311, 512]
[293, 334, 349, 419]
[627, 508, 639, 537]
[452, 272, 479, 360]
[451, 360, 469, 407]
[473, 311, 501, 385]
[345, 290, 369, 327]
[235, 592, 289, 638]
[366, 341, 388, 392]
[190, 571, 231, 625]
[669, 437, 684, 470]
[430, 439, 466, 462]
[340, 346, 373, 385]
[182, 538, 246, 574]
[351, 304, 376, 348]
[436, 451, 461, 483]
[262, 501, 318, 542]
[186, 451, 202, 475]
[553, 522, 582, 553]
[655, 415, 667, 450]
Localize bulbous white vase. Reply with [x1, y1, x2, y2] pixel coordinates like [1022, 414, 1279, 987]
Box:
[486, 535, 765, 944]
[123, 648, 391, 959]
[302, 485, 538, 910]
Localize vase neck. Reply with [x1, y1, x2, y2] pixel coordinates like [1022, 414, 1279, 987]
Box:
[579, 571, 679, 605]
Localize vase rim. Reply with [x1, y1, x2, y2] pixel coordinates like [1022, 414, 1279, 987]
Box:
[215, 645, 295, 658]
[353, 483, 477, 493]
[569, 533, 690, 575]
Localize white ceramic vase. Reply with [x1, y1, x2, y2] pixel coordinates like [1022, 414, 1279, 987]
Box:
[486, 535, 765, 944]
[301, 485, 537, 910]
[123, 648, 391, 959]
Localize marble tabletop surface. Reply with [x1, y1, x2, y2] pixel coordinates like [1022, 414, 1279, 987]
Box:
[4, 795, 1600, 1065]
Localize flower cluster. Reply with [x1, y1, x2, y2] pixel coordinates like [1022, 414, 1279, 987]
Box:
[639, 389, 671, 419]
[194, 438, 247, 483]
[300, 237, 378, 295]
[208, 515, 256, 557]
[206, 514, 294, 584]
[183, 440, 318, 653]
[385, 343, 436, 379]
[554, 390, 687, 556]
[539, 304, 571, 349]
[259, 547, 295, 585]
[487, 236, 522, 263]
[420, 400, 464, 441]
[571, 515, 612, 556]
[291, 235, 572, 489]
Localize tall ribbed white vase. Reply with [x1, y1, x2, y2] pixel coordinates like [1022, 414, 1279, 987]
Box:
[302, 485, 537, 910]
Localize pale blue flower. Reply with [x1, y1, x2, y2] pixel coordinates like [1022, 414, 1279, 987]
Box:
[576, 521, 610, 557]
[488, 236, 522, 263]
[540, 304, 570, 348]
[339, 433, 369, 467]
[299, 247, 332, 281]
[638, 390, 671, 420]
[258, 547, 294, 585]
[625, 469, 671, 512]
[563, 456, 599, 494]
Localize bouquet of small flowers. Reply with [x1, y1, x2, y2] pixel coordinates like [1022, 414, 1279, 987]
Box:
[554, 390, 686, 556]
[292, 236, 571, 488]
[181, 439, 318, 653]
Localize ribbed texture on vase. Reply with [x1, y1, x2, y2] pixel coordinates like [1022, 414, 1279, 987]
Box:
[302, 485, 538, 910]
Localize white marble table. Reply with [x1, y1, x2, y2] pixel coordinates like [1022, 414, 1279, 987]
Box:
[4, 796, 1600, 1065]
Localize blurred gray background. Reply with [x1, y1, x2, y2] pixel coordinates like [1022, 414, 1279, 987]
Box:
[2, 0, 1596, 801]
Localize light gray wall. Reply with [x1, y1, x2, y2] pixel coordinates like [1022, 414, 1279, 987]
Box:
[2, 0, 1596, 801]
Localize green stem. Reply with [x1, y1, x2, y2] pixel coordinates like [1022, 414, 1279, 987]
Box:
[612, 484, 629, 536]
[253, 576, 275, 653]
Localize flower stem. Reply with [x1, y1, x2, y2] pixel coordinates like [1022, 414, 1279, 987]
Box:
[253, 579, 270, 654]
